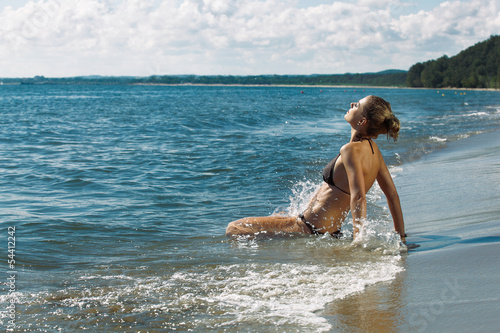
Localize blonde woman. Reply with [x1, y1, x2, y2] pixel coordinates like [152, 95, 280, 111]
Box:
[226, 95, 406, 242]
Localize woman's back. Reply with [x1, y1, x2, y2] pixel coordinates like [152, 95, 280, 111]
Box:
[302, 138, 381, 234]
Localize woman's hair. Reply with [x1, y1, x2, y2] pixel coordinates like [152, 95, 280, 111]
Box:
[364, 95, 400, 141]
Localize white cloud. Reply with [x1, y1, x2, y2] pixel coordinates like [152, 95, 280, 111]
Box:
[392, 0, 500, 55]
[0, 0, 499, 77]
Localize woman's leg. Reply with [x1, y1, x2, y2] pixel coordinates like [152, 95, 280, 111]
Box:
[225, 216, 312, 237]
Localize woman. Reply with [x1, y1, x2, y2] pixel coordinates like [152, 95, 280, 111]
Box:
[225, 95, 406, 242]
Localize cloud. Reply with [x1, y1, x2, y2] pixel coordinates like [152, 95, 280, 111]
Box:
[0, 0, 499, 77]
[388, 0, 500, 66]
[393, 0, 499, 47]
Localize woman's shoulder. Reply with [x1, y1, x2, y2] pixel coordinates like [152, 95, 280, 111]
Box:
[340, 139, 380, 159]
[340, 141, 365, 155]
[339, 143, 362, 164]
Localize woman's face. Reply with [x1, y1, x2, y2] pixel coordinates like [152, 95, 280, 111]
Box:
[345, 96, 368, 125]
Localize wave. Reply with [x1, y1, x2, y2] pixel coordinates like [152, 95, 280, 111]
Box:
[3, 240, 403, 332]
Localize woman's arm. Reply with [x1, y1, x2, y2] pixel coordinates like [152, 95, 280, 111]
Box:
[341, 145, 367, 240]
[376, 159, 406, 240]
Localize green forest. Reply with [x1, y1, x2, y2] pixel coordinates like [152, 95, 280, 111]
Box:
[2, 36, 499, 89]
[138, 70, 408, 87]
[3, 71, 408, 87]
[407, 35, 500, 89]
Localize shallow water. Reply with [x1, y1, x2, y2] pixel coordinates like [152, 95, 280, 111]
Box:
[1, 85, 499, 331]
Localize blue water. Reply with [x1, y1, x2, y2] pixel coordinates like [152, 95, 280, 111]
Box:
[1, 85, 499, 331]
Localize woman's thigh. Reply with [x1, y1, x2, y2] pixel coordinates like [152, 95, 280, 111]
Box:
[225, 216, 311, 236]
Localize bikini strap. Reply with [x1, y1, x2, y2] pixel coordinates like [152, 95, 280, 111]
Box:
[357, 136, 375, 154]
[367, 139, 374, 154]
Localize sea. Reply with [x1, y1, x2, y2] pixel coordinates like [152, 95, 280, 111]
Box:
[0, 84, 499, 332]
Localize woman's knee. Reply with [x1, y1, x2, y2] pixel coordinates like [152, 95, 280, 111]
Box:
[225, 220, 239, 236]
[225, 218, 250, 236]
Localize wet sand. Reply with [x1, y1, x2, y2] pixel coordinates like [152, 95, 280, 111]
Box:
[322, 129, 500, 332]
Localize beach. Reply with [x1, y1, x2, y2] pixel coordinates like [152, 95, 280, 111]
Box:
[325, 130, 500, 332]
[1, 85, 499, 331]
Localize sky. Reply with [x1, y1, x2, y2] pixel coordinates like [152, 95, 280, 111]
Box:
[0, 0, 499, 77]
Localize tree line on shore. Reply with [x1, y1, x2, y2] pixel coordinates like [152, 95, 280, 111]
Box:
[1, 71, 408, 87]
[407, 35, 500, 89]
[137, 70, 408, 86]
[2, 36, 498, 89]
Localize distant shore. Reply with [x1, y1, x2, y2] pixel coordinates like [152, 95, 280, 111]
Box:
[2, 80, 498, 91]
[132, 82, 402, 89]
[131, 82, 500, 91]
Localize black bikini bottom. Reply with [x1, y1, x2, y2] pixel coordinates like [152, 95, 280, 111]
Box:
[299, 214, 342, 238]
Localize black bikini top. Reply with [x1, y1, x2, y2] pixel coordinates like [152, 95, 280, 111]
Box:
[322, 139, 374, 195]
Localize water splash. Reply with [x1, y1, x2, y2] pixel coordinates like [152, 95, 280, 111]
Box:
[273, 179, 320, 217]
[276, 176, 406, 254]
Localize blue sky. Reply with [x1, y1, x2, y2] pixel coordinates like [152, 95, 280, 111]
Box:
[0, 0, 499, 77]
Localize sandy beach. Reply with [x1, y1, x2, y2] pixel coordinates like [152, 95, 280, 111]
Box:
[323, 129, 500, 332]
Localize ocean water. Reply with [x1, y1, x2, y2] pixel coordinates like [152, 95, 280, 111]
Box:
[0, 85, 499, 332]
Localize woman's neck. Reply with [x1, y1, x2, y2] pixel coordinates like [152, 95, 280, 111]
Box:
[350, 129, 370, 142]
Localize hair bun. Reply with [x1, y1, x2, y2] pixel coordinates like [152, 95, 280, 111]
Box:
[365, 95, 401, 141]
[385, 115, 400, 141]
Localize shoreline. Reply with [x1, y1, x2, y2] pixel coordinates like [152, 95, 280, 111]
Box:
[132, 83, 500, 91]
[2, 81, 498, 91]
[323, 128, 500, 332]
[131, 82, 405, 89]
